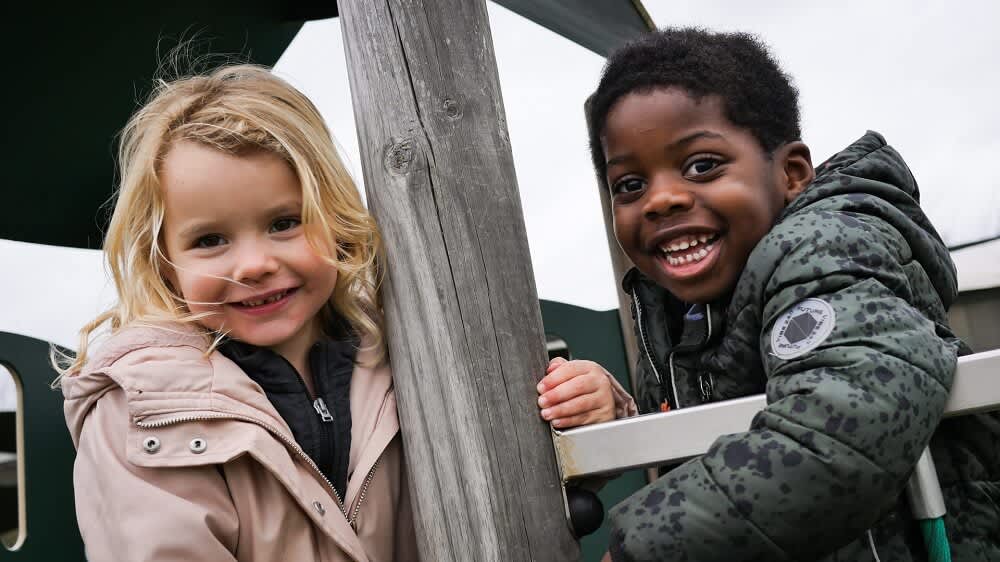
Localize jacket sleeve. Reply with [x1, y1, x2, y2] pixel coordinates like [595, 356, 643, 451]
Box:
[608, 211, 957, 561]
[73, 387, 239, 562]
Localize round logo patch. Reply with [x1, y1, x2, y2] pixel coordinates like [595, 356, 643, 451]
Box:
[770, 298, 836, 359]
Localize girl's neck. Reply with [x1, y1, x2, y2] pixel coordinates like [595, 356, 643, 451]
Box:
[270, 319, 324, 396]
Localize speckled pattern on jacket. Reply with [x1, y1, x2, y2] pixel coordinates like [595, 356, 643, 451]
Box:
[611, 132, 1000, 561]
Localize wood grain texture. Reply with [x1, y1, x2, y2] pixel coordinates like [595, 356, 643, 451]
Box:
[585, 98, 640, 393]
[338, 1, 580, 560]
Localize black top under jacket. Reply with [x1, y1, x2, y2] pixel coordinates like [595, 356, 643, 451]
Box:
[220, 330, 357, 498]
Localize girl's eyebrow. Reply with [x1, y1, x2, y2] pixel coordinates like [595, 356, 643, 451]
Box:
[605, 130, 725, 168]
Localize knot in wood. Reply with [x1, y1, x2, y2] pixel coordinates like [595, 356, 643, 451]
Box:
[384, 138, 416, 174]
[441, 97, 462, 120]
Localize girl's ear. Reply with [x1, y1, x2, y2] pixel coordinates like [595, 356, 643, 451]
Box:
[777, 141, 815, 204]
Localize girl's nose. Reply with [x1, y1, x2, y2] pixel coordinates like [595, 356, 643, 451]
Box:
[233, 241, 279, 283]
[642, 176, 695, 219]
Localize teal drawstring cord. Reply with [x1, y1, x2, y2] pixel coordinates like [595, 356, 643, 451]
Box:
[918, 517, 951, 562]
[907, 449, 951, 562]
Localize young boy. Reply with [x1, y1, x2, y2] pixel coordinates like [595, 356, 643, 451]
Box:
[536, 28, 1000, 561]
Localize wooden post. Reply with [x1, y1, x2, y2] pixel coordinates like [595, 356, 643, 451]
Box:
[596, 177, 640, 390]
[338, 2, 579, 560]
[584, 98, 640, 393]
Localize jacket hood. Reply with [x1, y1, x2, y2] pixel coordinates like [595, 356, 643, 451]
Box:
[61, 323, 394, 454]
[61, 325, 211, 447]
[782, 130, 958, 306]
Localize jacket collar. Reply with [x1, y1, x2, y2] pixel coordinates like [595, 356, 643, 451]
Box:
[622, 267, 726, 352]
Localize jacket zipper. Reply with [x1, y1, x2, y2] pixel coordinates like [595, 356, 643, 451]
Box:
[135, 413, 381, 526]
[313, 397, 334, 422]
[668, 352, 682, 409]
[349, 457, 382, 530]
[697, 303, 715, 403]
[632, 290, 674, 409]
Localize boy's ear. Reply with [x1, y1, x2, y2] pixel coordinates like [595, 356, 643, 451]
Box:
[776, 141, 814, 204]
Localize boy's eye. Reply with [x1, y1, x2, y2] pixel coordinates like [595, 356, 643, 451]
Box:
[683, 157, 721, 178]
[270, 217, 301, 233]
[194, 234, 226, 249]
[612, 177, 646, 196]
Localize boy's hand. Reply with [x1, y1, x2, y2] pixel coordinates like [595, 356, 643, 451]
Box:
[536, 357, 615, 429]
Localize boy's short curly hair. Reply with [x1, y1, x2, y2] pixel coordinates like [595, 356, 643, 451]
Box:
[588, 28, 801, 189]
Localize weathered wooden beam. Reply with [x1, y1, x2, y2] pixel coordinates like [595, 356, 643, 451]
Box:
[584, 98, 640, 398]
[338, 1, 579, 560]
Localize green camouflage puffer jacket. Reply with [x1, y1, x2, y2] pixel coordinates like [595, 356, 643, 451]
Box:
[609, 132, 1000, 561]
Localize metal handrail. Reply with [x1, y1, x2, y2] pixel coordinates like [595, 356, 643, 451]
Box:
[553, 349, 1000, 480]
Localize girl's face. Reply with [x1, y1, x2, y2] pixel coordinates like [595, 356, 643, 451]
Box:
[160, 141, 338, 362]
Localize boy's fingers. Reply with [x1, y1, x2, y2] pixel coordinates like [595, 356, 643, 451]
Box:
[537, 360, 598, 393]
[546, 356, 568, 375]
[538, 371, 604, 407]
[548, 399, 615, 429]
[540, 392, 608, 422]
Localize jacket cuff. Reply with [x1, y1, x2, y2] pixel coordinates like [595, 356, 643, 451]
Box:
[606, 373, 638, 419]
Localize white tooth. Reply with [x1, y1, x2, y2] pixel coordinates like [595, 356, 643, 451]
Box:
[679, 241, 689, 250]
[690, 239, 699, 247]
[698, 248, 707, 258]
[699, 235, 708, 243]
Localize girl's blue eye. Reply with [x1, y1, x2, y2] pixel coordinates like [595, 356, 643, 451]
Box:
[683, 158, 721, 178]
[612, 177, 645, 196]
[271, 217, 301, 233]
[194, 234, 225, 249]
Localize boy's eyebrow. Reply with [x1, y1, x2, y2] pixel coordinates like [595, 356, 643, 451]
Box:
[605, 130, 725, 167]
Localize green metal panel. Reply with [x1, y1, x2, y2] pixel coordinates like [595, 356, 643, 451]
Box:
[539, 300, 645, 562]
[0, 332, 84, 560]
[1, 3, 303, 250]
[493, 0, 654, 56]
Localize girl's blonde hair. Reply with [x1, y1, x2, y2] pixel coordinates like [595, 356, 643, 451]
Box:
[57, 64, 384, 376]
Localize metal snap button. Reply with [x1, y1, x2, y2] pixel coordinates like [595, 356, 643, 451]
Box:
[312, 501, 326, 516]
[189, 438, 207, 454]
[142, 436, 161, 454]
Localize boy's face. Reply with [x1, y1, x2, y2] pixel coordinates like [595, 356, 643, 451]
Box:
[603, 88, 809, 304]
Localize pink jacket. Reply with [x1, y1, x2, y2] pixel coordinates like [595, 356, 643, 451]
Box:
[62, 324, 418, 562]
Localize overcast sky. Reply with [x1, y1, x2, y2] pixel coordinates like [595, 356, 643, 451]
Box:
[2, 1, 998, 372]
[273, 1, 1000, 311]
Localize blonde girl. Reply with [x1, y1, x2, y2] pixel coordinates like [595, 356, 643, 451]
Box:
[59, 65, 417, 562]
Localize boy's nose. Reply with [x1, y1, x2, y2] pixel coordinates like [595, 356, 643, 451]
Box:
[233, 242, 279, 283]
[643, 178, 695, 218]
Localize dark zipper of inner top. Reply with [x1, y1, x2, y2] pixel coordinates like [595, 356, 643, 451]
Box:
[309, 344, 337, 497]
[274, 349, 338, 494]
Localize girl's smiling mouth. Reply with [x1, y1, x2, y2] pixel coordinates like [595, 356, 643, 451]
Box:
[230, 287, 299, 315]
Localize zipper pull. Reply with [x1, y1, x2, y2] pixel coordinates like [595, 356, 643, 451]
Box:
[699, 374, 714, 403]
[313, 397, 334, 422]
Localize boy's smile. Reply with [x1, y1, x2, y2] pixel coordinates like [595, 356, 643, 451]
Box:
[603, 89, 811, 304]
